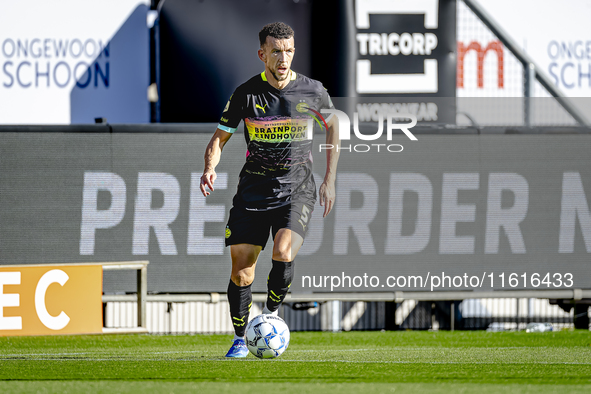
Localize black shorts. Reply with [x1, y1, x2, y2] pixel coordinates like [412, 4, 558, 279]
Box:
[225, 202, 313, 249]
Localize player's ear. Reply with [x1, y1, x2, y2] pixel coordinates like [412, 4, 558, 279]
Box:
[258, 48, 265, 62]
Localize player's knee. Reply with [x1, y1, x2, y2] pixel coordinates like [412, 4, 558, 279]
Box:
[272, 248, 292, 262]
[231, 270, 254, 287]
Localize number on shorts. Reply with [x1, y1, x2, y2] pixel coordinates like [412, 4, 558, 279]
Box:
[298, 205, 310, 229]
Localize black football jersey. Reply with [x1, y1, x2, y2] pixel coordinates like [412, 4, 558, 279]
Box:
[218, 71, 334, 211]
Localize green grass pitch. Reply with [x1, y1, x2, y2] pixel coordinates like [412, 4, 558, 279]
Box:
[1, 331, 590, 393]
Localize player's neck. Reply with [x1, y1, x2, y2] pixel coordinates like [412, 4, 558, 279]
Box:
[266, 69, 292, 90]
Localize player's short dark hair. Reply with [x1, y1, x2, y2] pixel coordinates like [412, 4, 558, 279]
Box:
[259, 22, 295, 47]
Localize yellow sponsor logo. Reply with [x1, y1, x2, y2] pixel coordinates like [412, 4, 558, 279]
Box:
[255, 103, 268, 113]
[245, 118, 312, 142]
[220, 117, 229, 123]
[225, 227, 231, 239]
[252, 126, 307, 141]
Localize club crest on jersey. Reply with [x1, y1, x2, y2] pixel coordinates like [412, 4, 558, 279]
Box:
[296, 102, 310, 113]
[294, 101, 328, 132]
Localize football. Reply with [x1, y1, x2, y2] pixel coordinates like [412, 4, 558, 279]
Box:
[245, 314, 290, 359]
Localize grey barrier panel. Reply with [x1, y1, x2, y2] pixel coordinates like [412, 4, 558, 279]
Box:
[1, 128, 590, 293]
[294, 133, 591, 293]
[0, 131, 248, 293]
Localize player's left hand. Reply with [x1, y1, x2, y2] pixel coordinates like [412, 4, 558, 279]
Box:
[319, 180, 335, 217]
[200, 170, 217, 196]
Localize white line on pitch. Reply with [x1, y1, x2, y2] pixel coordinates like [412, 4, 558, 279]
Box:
[0, 352, 89, 357]
[213, 359, 591, 365]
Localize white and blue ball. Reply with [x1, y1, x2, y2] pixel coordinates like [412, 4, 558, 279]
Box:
[245, 314, 290, 359]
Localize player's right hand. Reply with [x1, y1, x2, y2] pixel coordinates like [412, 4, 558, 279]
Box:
[200, 170, 217, 196]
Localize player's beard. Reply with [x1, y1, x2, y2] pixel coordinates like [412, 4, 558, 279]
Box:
[271, 67, 290, 82]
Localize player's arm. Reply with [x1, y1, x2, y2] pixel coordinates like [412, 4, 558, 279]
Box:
[319, 114, 340, 217]
[200, 128, 233, 196]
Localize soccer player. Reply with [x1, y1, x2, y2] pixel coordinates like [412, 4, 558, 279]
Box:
[199, 22, 339, 358]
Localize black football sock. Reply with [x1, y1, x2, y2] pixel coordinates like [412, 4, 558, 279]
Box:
[227, 280, 252, 338]
[266, 259, 294, 312]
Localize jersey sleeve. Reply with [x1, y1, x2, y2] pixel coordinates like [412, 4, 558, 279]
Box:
[217, 89, 243, 134]
[320, 86, 334, 110]
[320, 86, 335, 122]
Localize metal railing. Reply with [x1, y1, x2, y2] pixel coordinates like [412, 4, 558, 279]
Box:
[101, 261, 149, 333]
[103, 290, 590, 334]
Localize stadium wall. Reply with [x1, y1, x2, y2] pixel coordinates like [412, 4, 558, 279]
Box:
[1, 125, 590, 297]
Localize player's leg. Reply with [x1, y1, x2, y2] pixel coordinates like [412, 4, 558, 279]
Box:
[264, 203, 310, 315]
[229, 243, 262, 328]
[263, 229, 304, 315]
[224, 206, 270, 358]
[225, 243, 262, 357]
